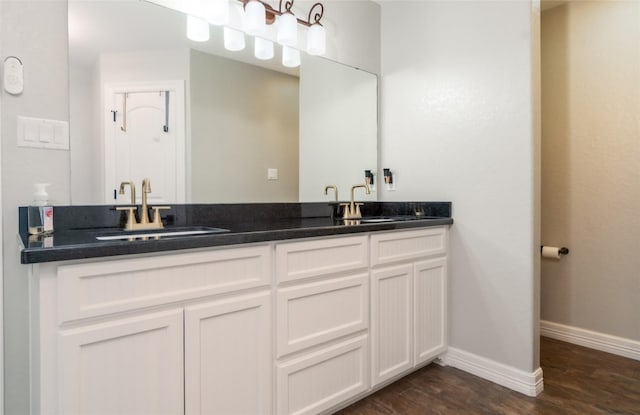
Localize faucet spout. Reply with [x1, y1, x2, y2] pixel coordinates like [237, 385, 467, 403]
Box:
[118, 181, 136, 206]
[140, 177, 152, 225]
[324, 185, 339, 202]
[347, 183, 371, 219]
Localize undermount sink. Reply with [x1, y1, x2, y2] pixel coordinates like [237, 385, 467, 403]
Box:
[96, 226, 229, 241]
[337, 216, 440, 224]
[358, 218, 396, 223]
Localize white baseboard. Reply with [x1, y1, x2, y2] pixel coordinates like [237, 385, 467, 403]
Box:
[440, 348, 543, 397]
[540, 320, 640, 361]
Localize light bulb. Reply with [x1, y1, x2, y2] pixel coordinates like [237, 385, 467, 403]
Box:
[244, 0, 266, 35]
[306, 24, 326, 56]
[254, 37, 274, 60]
[209, 0, 229, 26]
[277, 12, 297, 47]
[224, 27, 245, 51]
[282, 45, 300, 68]
[187, 15, 209, 42]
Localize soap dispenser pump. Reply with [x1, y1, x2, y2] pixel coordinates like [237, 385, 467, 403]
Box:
[28, 183, 54, 235]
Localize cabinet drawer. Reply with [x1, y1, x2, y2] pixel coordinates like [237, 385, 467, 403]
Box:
[58, 245, 271, 323]
[276, 335, 369, 415]
[370, 227, 447, 266]
[276, 236, 368, 284]
[277, 273, 368, 357]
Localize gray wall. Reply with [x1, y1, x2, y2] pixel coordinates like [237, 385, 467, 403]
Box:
[1, 1, 70, 413]
[380, 1, 540, 373]
[541, 2, 640, 341]
[190, 50, 299, 203]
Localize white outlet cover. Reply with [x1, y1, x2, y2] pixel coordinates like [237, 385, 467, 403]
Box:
[267, 168, 279, 180]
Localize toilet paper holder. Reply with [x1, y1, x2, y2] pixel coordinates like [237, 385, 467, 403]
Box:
[540, 246, 569, 255]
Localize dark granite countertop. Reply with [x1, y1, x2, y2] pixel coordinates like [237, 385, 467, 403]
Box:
[19, 202, 453, 264]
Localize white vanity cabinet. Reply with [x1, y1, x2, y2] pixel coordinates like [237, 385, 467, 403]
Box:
[370, 228, 448, 387]
[29, 226, 449, 415]
[32, 245, 272, 415]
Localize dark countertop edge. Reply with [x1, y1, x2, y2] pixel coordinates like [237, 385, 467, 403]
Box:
[20, 218, 453, 264]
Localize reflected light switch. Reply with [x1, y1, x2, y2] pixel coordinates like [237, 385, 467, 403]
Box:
[267, 168, 279, 180]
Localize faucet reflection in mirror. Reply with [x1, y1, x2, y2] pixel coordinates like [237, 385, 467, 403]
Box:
[165, 0, 325, 67]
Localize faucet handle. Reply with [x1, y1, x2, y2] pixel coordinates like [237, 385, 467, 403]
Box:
[339, 203, 351, 219]
[150, 206, 171, 228]
[116, 206, 137, 230]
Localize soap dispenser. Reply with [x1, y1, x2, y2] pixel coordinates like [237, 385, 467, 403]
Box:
[28, 183, 54, 235]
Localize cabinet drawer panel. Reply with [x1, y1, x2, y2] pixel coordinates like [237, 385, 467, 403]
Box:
[371, 227, 447, 266]
[277, 273, 368, 357]
[277, 335, 369, 415]
[276, 236, 368, 284]
[58, 245, 271, 323]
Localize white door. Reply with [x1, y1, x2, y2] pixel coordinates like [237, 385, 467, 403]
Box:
[104, 81, 186, 204]
[59, 309, 184, 415]
[184, 292, 272, 415]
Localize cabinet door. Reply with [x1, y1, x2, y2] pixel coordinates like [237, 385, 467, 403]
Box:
[185, 292, 272, 415]
[371, 264, 413, 386]
[414, 257, 447, 366]
[59, 309, 184, 415]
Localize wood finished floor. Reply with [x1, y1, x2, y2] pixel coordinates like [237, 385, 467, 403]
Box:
[335, 337, 640, 414]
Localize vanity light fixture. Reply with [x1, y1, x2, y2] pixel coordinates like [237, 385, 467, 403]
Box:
[254, 37, 275, 60]
[184, 0, 326, 64]
[187, 15, 210, 42]
[244, 0, 267, 35]
[282, 45, 300, 68]
[224, 27, 246, 51]
[210, 0, 230, 25]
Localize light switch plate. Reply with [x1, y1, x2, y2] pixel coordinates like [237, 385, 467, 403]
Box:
[267, 168, 279, 180]
[17, 116, 69, 150]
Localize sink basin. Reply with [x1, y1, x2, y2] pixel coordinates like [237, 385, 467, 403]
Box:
[358, 218, 396, 223]
[96, 226, 229, 241]
[337, 216, 435, 224]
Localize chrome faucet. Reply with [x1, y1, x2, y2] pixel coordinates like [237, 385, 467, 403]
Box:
[116, 177, 170, 230]
[324, 185, 339, 201]
[343, 183, 370, 219]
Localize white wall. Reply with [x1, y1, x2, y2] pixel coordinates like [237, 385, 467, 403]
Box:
[380, 1, 539, 373]
[1, 2, 70, 414]
[541, 2, 640, 342]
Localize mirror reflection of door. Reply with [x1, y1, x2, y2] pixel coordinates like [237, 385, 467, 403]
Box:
[104, 81, 186, 204]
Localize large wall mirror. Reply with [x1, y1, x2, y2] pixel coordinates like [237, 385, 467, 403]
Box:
[68, 0, 378, 205]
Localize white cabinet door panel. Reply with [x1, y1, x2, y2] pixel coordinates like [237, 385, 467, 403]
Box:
[185, 291, 272, 415]
[59, 308, 184, 415]
[371, 264, 413, 386]
[414, 257, 448, 366]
